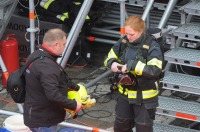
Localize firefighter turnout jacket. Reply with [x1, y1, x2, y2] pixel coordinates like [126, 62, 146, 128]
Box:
[40, 0, 90, 23]
[104, 33, 163, 105]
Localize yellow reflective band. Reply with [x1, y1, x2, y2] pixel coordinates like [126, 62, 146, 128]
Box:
[44, 0, 54, 10]
[118, 86, 128, 95]
[35, 14, 39, 19]
[74, 2, 81, 5]
[118, 86, 158, 99]
[135, 61, 145, 75]
[128, 90, 136, 98]
[147, 58, 162, 69]
[104, 49, 119, 66]
[86, 15, 90, 20]
[142, 89, 159, 99]
[127, 89, 158, 99]
[60, 15, 67, 21]
[63, 12, 69, 18]
[155, 81, 159, 90]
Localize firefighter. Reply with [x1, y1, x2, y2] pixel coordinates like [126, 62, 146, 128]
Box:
[40, 0, 90, 24]
[104, 15, 163, 132]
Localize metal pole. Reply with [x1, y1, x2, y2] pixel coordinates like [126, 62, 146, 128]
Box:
[92, 28, 120, 35]
[26, 0, 39, 53]
[90, 31, 120, 38]
[99, 16, 179, 28]
[0, 110, 20, 116]
[158, 0, 178, 29]
[0, 55, 8, 75]
[57, 0, 94, 68]
[142, 0, 154, 21]
[87, 36, 117, 45]
[84, 70, 113, 88]
[0, 55, 24, 114]
[17, 104, 24, 113]
[59, 122, 110, 132]
[119, 0, 126, 38]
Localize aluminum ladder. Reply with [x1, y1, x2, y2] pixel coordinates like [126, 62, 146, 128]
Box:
[157, 0, 200, 131]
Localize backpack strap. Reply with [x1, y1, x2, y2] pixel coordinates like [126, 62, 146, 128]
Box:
[140, 35, 153, 62]
[118, 36, 128, 56]
[19, 51, 44, 75]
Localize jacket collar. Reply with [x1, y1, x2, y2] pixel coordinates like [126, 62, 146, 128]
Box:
[39, 44, 61, 60]
[128, 33, 146, 47]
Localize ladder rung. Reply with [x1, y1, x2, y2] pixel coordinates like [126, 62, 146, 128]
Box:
[173, 23, 200, 41]
[164, 47, 200, 68]
[153, 123, 199, 132]
[161, 71, 200, 95]
[179, 0, 200, 16]
[157, 96, 200, 122]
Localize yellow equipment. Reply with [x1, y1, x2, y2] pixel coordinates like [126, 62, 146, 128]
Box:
[66, 84, 96, 118]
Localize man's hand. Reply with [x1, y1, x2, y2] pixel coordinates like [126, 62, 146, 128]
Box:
[65, 102, 82, 119]
[111, 62, 123, 72]
[75, 101, 83, 113]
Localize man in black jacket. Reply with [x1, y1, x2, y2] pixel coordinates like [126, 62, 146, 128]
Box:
[104, 15, 163, 132]
[23, 28, 82, 132]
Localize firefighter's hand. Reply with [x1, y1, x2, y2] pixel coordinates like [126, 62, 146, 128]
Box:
[111, 62, 123, 72]
[121, 64, 128, 74]
[81, 95, 96, 108]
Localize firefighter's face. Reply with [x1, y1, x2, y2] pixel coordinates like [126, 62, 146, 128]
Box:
[125, 25, 143, 43]
[54, 36, 67, 55]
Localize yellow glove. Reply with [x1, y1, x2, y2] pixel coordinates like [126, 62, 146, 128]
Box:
[68, 84, 87, 103]
[77, 84, 88, 102]
[81, 95, 96, 108]
[68, 84, 96, 109]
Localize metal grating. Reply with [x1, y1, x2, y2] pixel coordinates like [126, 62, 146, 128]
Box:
[164, 47, 200, 67]
[153, 123, 200, 132]
[161, 71, 200, 95]
[173, 23, 200, 41]
[179, 0, 200, 16]
[158, 96, 200, 121]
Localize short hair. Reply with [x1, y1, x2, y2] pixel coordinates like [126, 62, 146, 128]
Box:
[125, 15, 145, 33]
[43, 28, 67, 46]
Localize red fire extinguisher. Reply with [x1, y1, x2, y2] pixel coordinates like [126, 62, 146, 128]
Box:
[0, 34, 19, 87]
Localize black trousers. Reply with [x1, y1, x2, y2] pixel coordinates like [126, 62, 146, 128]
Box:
[114, 96, 156, 132]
